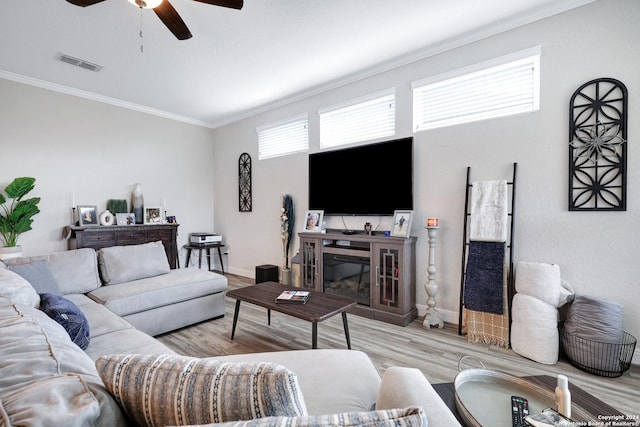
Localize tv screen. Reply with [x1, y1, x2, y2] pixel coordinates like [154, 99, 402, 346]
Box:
[308, 137, 413, 215]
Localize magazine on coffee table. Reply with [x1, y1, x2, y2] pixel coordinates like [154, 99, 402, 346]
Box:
[276, 290, 310, 304]
[525, 408, 574, 427]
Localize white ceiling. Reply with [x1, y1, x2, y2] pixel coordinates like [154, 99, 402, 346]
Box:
[0, 0, 595, 128]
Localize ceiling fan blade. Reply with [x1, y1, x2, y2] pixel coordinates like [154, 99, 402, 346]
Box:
[153, 0, 192, 40]
[65, 0, 107, 6]
[192, 0, 243, 10]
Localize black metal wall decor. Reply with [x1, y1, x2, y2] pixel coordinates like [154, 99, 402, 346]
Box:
[569, 78, 627, 211]
[238, 153, 252, 212]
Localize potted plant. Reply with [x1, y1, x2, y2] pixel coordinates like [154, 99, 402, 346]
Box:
[0, 177, 40, 260]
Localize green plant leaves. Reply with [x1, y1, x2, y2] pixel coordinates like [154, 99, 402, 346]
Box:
[0, 177, 40, 247]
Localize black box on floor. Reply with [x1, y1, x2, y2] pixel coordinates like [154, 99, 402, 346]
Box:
[255, 264, 278, 284]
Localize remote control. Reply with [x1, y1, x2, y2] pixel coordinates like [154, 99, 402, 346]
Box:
[511, 395, 530, 427]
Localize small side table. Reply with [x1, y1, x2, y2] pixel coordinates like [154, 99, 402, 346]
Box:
[184, 242, 225, 274]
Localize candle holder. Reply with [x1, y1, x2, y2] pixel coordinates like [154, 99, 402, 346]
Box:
[423, 225, 444, 329]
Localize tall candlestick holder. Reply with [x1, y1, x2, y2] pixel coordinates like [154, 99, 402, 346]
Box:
[423, 226, 444, 329]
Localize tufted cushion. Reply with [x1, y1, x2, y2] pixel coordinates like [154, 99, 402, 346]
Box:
[8, 259, 63, 295]
[39, 293, 91, 350]
[515, 262, 562, 307]
[183, 407, 428, 427]
[0, 267, 40, 307]
[98, 241, 170, 285]
[510, 293, 559, 364]
[95, 354, 308, 427]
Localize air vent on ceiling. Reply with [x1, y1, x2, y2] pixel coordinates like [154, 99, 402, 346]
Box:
[58, 53, 103, 72]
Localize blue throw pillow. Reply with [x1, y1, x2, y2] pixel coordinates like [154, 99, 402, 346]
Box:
[39, 293, 90, 350]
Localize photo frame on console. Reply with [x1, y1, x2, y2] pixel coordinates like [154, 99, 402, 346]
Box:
[391, 210, 413, 237]
[144, 206, 163, 224]
[304, 210, 323, 232]
[77, 205, 98, 226]
[116, 213, 136, 225]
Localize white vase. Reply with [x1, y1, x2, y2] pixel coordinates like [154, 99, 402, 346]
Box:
[0, 246, 22, 261]
[131, 183, 144, 224]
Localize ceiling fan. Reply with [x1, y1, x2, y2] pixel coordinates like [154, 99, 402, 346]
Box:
[65, 0, 243, 40]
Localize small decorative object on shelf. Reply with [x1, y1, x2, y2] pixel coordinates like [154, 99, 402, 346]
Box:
[427, 217, 438, 227]
[423, 223, 443, 329]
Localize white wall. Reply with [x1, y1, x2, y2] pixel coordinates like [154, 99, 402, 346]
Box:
[212, 0, 640, 345]
[0, 78, 217, 261]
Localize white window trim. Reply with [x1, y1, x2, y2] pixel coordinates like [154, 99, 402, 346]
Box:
[412, 46, 541, 132]
[319, 88, 396, 149]
[257, 114, 309, 160]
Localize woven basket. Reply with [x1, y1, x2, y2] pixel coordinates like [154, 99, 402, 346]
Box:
[560, 329, 637, 378]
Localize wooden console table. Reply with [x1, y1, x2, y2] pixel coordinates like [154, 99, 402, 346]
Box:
[69, 224, 179, 269]
[298, 230, 417, 326]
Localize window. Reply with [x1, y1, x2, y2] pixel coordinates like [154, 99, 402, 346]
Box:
[257, 115, 309, 160]
[319, 89, 395, 149]
[412, 46, 541, 132]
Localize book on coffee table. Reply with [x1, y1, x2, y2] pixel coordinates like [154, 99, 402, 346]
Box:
[275, 290, 310, 304]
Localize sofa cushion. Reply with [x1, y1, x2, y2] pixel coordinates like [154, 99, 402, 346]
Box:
[188, 407, 427, 426]
[39, 293, 91, 350]
[0, 296, 126, 426]
[95, 354, 307, 426]
[85, 328, 177, 360]
[4, 248, 102, 294]
[0, 268, 40, 307]
[98, 241, 170, 285]
[88, 268, 227, 317]
[64, 293, 135, 338]
[212, 349, 380, 415]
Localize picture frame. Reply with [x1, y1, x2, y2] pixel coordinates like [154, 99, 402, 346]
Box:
[391, 210, 413, 237]
[77, 205, 98, 226]
[116, 213, 136, 225]
[144, 206, 163, 224]
[304, 210, 323, 232]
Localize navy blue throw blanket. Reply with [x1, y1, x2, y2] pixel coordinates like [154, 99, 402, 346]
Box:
[463, 241, 505, 315]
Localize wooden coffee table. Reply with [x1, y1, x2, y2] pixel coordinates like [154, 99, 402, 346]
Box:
[227, 282, 357, 349]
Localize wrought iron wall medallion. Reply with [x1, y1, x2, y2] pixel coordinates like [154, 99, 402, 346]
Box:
[569, 78, 627, 211]
[238, 153, 252, 212]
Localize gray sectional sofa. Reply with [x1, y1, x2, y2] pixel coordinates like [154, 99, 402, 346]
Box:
[0, 243, 460, 427]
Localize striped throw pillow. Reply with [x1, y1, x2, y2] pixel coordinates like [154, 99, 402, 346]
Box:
[95, 354, 307, 426]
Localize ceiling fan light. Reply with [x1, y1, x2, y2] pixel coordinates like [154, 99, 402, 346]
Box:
[128, 0, 163, 9]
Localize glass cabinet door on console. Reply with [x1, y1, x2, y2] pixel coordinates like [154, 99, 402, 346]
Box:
[300, 237, 321, 291]
[372, 243, 403, 314]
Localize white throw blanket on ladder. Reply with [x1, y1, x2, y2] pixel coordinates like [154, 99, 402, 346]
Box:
[469, 180, 508, 242]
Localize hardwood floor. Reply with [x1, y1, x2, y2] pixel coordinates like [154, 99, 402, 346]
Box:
[157, 274, 640, 416]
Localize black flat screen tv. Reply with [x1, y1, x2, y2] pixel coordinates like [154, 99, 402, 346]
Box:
[308, 137, 413, 215]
